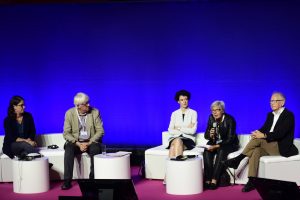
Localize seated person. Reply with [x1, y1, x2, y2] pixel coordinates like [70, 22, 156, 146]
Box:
[223, 92, 298, 192]
[61, 92, 104, 190]
[2, 96, 38, 159]
[165, 90, 197, 182]
[203, 100, 239, 190]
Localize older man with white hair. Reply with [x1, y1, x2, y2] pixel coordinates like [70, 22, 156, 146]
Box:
[223, 92, 298, 192]
[61, 92, 104, 190]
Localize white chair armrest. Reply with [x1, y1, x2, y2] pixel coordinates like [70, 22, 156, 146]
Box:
[260, 155, 300, 163]
[195, 133, 207, 147]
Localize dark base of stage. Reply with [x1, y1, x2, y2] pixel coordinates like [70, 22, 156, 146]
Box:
[59, 179, 138, 200]
[252, 177, 300, 200]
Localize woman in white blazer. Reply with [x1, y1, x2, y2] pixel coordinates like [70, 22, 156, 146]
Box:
[167, 90, 198, 159]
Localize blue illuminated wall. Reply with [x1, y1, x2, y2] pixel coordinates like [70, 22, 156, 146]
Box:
[0, 1, 299, 146]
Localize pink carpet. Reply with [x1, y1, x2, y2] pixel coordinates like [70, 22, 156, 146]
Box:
[0, 166, 261, 200]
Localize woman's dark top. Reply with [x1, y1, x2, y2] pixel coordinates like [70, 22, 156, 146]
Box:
[204, 113, 239, 150]
[2, 112, 36, 158]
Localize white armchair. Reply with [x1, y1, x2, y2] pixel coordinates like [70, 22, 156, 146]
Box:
[145, 132, 250, 181]
[257, 139, 300, 185]
[227, 136, 300, 186]
[145, 132, 207, 180]
[146, 131, 300, 186]
[0, 134, 91, 182]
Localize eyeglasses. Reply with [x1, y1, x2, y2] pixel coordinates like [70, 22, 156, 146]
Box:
[270, 100, 283, 103]
[211, 109, 221, 112]
[78, 102, 89, 107]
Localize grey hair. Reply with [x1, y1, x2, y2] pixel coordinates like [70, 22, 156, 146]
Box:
[74, 92, 90, 106]
[272, 91, 286, 101]
[210, 100, 225, 111]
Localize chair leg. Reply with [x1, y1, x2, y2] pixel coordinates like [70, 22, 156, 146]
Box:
[138, 160, 145, 177]
[233, 170, 235, 185]
[226, 168, 236, 185]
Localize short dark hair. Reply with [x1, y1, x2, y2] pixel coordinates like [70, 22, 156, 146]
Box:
[8, 95, 24, 118]
[174, 90, 191, 101]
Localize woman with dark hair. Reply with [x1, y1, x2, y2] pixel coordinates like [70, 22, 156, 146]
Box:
[203, 100, 239, 190]
[2, 96, 38, 159]
[166, 89, 198, 160]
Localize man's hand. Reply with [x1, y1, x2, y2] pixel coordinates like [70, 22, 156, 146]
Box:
[251, 130, 265, 139]
[76, 142, 89, 152]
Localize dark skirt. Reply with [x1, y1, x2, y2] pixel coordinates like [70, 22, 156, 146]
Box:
[166, 136, 195, 150]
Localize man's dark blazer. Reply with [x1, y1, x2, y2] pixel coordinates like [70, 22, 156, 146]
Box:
[259, 108, 298, 157]
[2, 112, 36, 158]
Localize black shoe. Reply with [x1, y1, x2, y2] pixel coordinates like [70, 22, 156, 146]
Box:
[242, 180, 255, 192]
[209, 183, 218, 190]
[222, 158, 241, 169]
[61, 181, 72, 190]
[173, 155, 187, 161]
[204, 182, 210, 189]
[89, 173, 94, 179]
[18, 152, 28, 161]
[49, 163, 53, 169]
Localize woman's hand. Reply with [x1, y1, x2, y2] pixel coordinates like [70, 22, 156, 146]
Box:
[209, 128, 215, 139]
[174, 123, 194, 130]
[207, 144, 220, 152]
[29, 141, 37, 147]
[16, 138, 37, 147]
[187, 123, 195, 128]
[26, 138, 37, 147]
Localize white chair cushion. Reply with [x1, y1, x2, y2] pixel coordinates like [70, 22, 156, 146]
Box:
[260, 155, 300, 163]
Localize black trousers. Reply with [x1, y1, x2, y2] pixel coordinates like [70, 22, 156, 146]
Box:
[63, 142, 101, 181]
[203, 147, 232, 182]
[11, 141, 38, 158]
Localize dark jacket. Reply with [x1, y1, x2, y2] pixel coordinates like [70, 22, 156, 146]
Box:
[205, 113, 239, 150]
[259, 108, 298, 157]
[2, 112, 36, 158]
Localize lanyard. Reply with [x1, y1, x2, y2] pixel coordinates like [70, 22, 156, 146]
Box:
[76, 108, 87, 127]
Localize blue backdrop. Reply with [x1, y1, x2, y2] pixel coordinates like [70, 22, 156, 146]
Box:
[0, 1, 299, 146]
